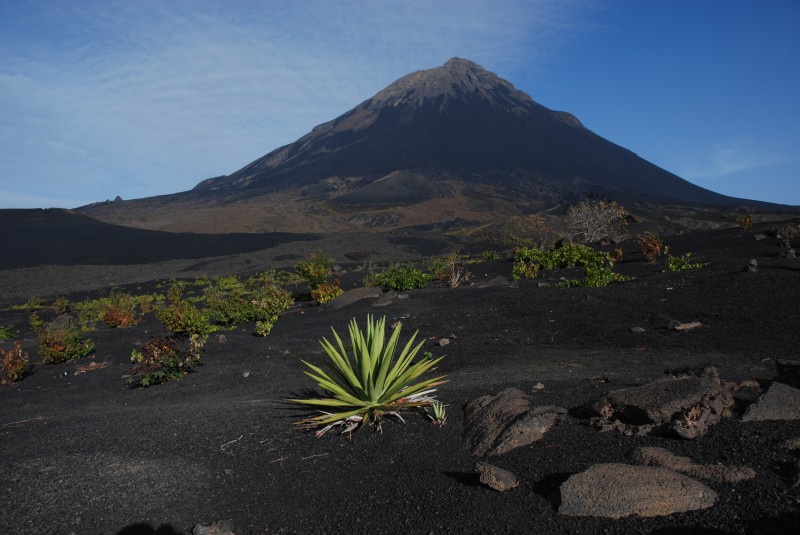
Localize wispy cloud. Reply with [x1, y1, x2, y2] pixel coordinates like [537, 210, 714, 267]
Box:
[0, 0, 591, 207]
[678, 141, 796, 181]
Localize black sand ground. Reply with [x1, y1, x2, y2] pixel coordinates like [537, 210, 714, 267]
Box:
[1, 219, 799, 534]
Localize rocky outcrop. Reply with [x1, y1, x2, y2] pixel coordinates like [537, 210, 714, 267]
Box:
[558, 463, 717, 518]
[586, 366, 734, 438]
[463, 388, 566, 457]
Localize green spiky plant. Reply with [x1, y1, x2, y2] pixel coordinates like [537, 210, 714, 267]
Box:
[292, 315, 447, 437]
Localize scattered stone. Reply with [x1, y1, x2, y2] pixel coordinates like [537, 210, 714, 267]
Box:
[789, 249, 797, 258]
[476, 462, 520, 491]
[463, 388, 567, 457]
[475, 275, 509, 288]
[779, 437, 800, 452]
[49, 314, 78, 331]
[745, 259, 758, 272]
[532, 382, 545, 391]
[629, 447, 755, 483]
[630, 327, 646, 333]
[241, 370, 250, 378]
[223, 469, 233, 476]
[438, 338, 450, 347]
[558, 464, 717, 518]
[754, 233, 767, 240]
[328, 287, 382, 309]
[776, 358, 800, 376]
[373, 289, 397, 307]
[742, 381, 800, 421]
[396, 292, 409, 299]
[217, 334, 227, 344]
[669, 320, 702, 332]
[192, 520, 236, 535]
[586, 366, 733, 439]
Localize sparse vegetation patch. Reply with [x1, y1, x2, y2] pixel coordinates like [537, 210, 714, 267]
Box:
[128, 335, 204, 387]
[512, 243, 633, 287]
[0, 342, 28, 384]
[365, 263, 433, 291]
[38, 327, 94, 364]
[295, 252, 343, 303]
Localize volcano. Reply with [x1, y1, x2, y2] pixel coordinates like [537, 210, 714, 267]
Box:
[80, 58, 758, 234]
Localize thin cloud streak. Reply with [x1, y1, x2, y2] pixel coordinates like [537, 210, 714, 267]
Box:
[679, 142, 797, 181]
[0, 0, 589, 208]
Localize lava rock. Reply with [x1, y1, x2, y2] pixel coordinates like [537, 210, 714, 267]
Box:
[463, 388, 567, 457]
[476, 462, 520, 491]
[587, 366, 733, 439]
[558, 463, 717, 518]
[629, 446, 755, 483]
[742, 381, 800, 421]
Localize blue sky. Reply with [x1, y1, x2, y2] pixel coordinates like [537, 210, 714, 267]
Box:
[1, 0, 798, 208]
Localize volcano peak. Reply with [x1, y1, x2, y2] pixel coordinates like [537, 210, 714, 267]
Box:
[370, 57, 535, 113]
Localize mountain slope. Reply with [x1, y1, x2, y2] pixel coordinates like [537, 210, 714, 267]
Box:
[196, 58, 726, 205]
[80, 58, 773, 234]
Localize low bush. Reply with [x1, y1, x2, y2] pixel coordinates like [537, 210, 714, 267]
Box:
[155, 282, 214, 337]
[480, 250, 501, 261]
[0, 342, 28, 384]
[292, 315, 446, 436]
[567, 200, 628, 243]
[128, 335, 204, 387]
[428, 254, 472, 288]
[39, 327, 94, 364]
[664, 248, 708, 271]
[0, 326, 13, 340]
[53, 296, 71, 315]
[100, 291, 140, 327]
[737, 214, 754, 230]
[310, 281, 344, 304]
[203, 272, 294, 334]
[637, 232, 664, 263]
[156, 299, 214, 338]
[365, 263, 433, 291]
[295, 252, 343, 303]
[512, 243, 633, 287]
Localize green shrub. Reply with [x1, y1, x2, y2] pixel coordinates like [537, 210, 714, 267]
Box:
[202, 272, 294, 334]
[296, 252, 336, 288]
[292, 315, 446, 436]
[365, 263, 433, 291]
[128, 335, 204, 387]
[0, 342, 28, 384]
[295, 252, 343, 303]
[427, 254, 471, 287]
[310, 281, 344, 304]
[0, 326, 13, 340]
[512, 243, 633, 287]
[100, 290, 140, 327]
[664, 249, 708, 272]
[480, 250, 501, 261]
[156, 299, 214, 337]
[39, 327, 94, 364]
[53, 297, 71, 315]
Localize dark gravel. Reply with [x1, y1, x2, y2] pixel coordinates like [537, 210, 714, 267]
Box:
[1, 222, 799, 534]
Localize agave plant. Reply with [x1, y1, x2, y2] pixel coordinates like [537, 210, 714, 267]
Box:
[292, 315, 446, 437]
